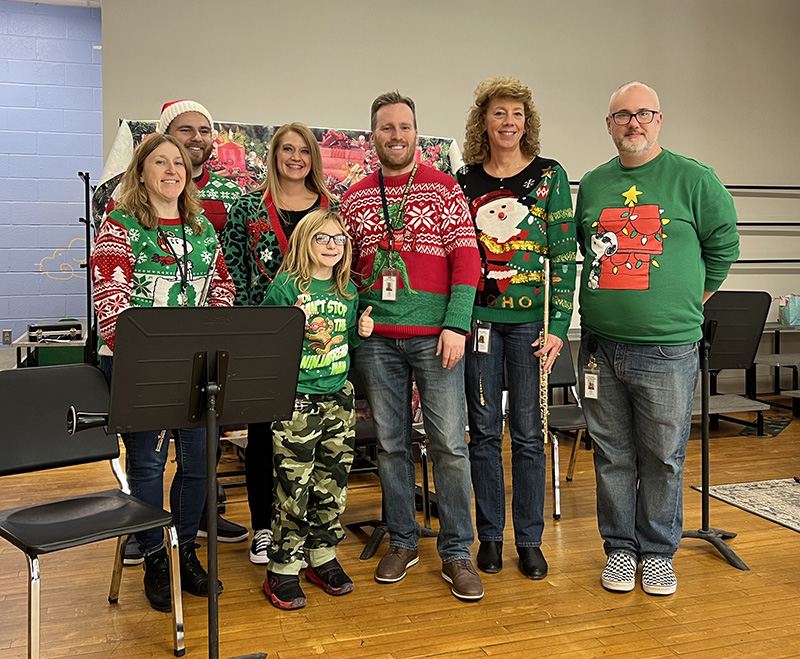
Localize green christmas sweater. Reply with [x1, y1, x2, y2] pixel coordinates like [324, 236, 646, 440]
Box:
[195, 168, 243, 232]
[575, 148, 740, 345]
[340, 165, 480, 337]
[457, 157, 577, 340]
[221, 190, 330, 307]
[262, 272, 361, 395]
[92, 210, 235, 353]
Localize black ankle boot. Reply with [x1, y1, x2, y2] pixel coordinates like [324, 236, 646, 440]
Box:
[517, 546, 548, 580]
[143, 548, 172, 612]
[477, 541, 503, 573]
[179, 541, 223, 597]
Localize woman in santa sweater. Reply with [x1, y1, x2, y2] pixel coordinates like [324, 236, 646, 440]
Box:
[92, 134, 234, 612]
[457, 77, 577, 581]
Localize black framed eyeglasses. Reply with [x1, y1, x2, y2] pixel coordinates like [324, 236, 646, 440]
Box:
[610, 110, 660, 126]
[314, 233, 348, 246]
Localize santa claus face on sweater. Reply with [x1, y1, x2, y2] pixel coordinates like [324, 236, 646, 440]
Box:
[474, 195, 529, 243]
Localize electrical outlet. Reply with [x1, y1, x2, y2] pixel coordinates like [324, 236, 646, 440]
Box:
[2, 329, 12, 345]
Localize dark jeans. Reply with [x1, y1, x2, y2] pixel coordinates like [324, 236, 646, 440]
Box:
[465, 321, 546, 547]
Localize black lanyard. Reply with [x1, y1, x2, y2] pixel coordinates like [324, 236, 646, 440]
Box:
[378, 163, 418, 241]
[157, 223, 189, 302]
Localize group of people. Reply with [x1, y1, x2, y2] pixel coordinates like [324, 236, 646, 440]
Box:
[90, 77, 740, 614]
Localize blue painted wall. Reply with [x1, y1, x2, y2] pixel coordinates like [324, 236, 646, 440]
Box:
[0, 0, 102, 344]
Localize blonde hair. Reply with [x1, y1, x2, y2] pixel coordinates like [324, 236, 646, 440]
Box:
[462, 76, 541, 165]
[116, 134, 203, 234]
[257, 123, 334, 209]
[277, 209, 354, 299]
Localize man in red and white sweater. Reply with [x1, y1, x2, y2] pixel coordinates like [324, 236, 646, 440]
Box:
[341, 91, 483, 602]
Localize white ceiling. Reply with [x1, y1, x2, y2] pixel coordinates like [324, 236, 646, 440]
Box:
[10, 0, 101, 8]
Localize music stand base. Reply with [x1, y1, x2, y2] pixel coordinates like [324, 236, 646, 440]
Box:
[682, 528, 750, 571]
[346, 520, 388, 560]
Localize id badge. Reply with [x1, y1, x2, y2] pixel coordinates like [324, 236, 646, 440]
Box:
[473, 320, 491, 354]
[382, 268, 399, 301]
[584, 357, 599, 400]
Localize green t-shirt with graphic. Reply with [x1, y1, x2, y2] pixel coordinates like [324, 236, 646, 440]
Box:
[262, 272, 361, 395]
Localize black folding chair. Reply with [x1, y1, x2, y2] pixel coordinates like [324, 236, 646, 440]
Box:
[0, 364, 185, 658]
[546, 348, 589, 520]
[699, 291, 771, 435]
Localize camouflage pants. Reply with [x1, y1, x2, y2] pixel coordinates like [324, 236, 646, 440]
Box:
[270, 380, 355, 574]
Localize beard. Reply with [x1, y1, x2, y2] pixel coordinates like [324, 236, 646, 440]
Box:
[374, 140, 415, 172]
[613, 130, 657, 155]
[187, 142, 213, 168]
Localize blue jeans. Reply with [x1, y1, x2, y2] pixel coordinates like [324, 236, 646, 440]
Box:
[354, 335, 474, 562]
[578, 332, 699, 560]
[101, 356, 207, 552]
[465, 321, 545, 547]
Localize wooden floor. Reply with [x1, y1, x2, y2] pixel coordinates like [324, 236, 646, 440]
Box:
[2, 409, 800, 658]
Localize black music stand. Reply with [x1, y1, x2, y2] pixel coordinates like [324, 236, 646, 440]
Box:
[110, 306, 304, 659]
[682, 318, 749, 571]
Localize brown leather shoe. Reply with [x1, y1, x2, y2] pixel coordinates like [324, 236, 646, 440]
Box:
[375, 546, 419, 583]
[441, 559, 484, 601]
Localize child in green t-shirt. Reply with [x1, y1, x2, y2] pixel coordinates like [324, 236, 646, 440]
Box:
[261, 209, 373, 610]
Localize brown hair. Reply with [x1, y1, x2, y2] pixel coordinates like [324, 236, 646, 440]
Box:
[116, 134, 203, 234]
[462, 76, 541, 165]
[277, 208, 354, 299]
[370, 90, 417, 131]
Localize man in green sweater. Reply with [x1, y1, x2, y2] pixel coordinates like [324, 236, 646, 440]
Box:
[575, 82, 740, 596]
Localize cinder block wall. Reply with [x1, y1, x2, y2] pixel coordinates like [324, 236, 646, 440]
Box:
[0, 0, 102, 345]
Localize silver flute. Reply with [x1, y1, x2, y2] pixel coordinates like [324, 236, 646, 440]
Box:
[539, 258, 550, 438]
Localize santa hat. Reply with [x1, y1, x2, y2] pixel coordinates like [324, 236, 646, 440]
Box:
[470, 188, 519, 218]
[156, 99, 213, 134]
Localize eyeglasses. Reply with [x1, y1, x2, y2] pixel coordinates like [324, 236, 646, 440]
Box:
[314, 233, 348, 246]
[610, 110, 660, 126]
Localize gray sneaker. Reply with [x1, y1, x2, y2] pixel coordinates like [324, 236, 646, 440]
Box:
[601, 552, 637, 592]
[641, 556, 677, 595]
[441, 559, 484, 601]
[123, 535, 143, 566]
[375, 546, 419, 583]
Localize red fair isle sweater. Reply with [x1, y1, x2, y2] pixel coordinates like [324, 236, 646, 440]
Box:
[341, 165, 480, 338]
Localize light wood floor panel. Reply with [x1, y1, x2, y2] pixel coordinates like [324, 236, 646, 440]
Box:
[1, 413, 799, 657]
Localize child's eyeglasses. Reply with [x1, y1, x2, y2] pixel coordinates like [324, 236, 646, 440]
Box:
[314, 233, 348, 246]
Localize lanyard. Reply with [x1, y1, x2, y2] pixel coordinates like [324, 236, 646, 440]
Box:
[157, 223, 189, 304]
[378, 163, 418, 244]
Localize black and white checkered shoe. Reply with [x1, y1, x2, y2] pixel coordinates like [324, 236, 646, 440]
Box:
[641, 556, 677, 595]
[601, 552, 637, 592]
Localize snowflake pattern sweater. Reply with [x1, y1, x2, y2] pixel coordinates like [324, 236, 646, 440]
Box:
[194, 168, 243, 232]
[457, 158, 577, 341]
[340, 165, 480, 337]
[92, 209, 235, 353]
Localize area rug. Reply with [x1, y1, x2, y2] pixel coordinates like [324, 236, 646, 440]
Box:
[739, 410, 793, 438]
[696, 479, 800, 533]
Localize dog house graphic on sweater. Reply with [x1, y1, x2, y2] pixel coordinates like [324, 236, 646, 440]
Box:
[589, 196, 666, 291]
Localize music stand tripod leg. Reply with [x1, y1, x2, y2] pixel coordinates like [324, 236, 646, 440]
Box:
[682, 320, 749, 571]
